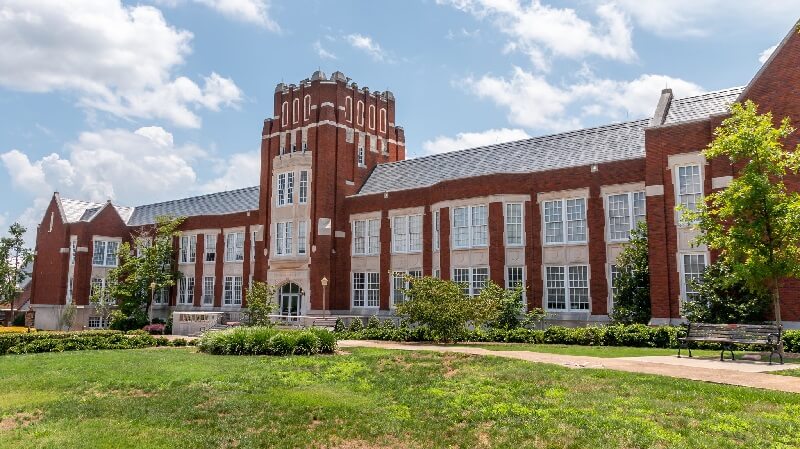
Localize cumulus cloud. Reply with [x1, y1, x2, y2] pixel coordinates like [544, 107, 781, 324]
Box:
[346, 34, 386, 62]
[194, 0, 279, 30]
[422, 128, 531, 154]
[759, 44, 779, 64]
[464, 67, 704, 132]
[0, 0, 242, 128]
[1, 127, 261, 242]
[439, 0, 635, 70]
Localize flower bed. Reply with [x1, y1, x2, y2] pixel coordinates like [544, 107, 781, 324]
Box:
[197, 327, 337, 356]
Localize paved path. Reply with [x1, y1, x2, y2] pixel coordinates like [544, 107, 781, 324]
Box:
[339, 340, 800, 394]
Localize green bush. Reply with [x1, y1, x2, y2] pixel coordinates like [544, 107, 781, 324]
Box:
[197, 327, 337, 356]
[366, 315, 381, 329]
[782, 330, 800, 353]
[171, 338, 188, 347]
[333, 317, 346, 333]
[348, 318, 364, 332]
[0, 330, 157, 355]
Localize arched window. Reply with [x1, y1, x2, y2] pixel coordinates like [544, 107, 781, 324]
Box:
[379, 108, 387, 133]
[345, 96, 352, 122]
[368, 105, 376, 130]
[356, 100, 364, 126]
[292, 98, 299, 124]
[303, 95, 311, 121]
[281, 101, 289, 126]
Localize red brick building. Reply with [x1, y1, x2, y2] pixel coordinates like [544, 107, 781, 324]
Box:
[28, 25, 800, 330]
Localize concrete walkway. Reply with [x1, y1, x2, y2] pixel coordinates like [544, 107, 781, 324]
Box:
[338, 340, 800, 394]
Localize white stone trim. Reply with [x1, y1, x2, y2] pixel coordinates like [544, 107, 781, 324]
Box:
[645, 184, 664, 196]
[711, 176, 733, 189]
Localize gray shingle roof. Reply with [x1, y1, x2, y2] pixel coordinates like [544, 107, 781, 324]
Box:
[355, 119, 648, 196]
[59, 186, 260, 227]
[126, 186, 260, 226]
[663, 87, 744, 125]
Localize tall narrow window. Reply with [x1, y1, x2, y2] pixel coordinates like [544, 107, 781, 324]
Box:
[357, 147, 365, 166]
[66, 276, 73, 304]
[281, 101, 288, 126]
[505, 203, 523, 246]
[205, 234, 217, 262]
[357, 100, 364, 126]
[298, 221, 307, 255]
[471, 205, 488, 246]
[277, 173, 286, 206]
[224, 276, 243, 305]
[353, 220, 366, 255]
[609, 264, 621, 309]
[299, 171, 308, 204]
[682, 254, 706, 302]
[566, 199, 586, 242]
[303, 94, 311, 120]
[392, 271, 406, 306]
[292, 98, 299, 123]
[677, 165, 702, 222]
[69, 237, 77, 265]
[408, 215, 422, 252]
[225, 232, 245, 262]
[369, 105, 376, 129]
[452, 207, 469, 249]
[368, 219, 380, 254]
[433, 210, 440, 251]
[545, 266, 566, 310]
[379, 108, 387, 133]
[276, 222, 293, 256]
[367, 273, 380, 307]
[203, 277, 214, 305]
[393, 216, 407, 253]
[286, 172, 294, 205]
[179, 235, 197, 264]
[345, 96, 353, 122]
[178, 277, 195, 305]
[352, 273, 365, 307]
[543, 201, 563, 244]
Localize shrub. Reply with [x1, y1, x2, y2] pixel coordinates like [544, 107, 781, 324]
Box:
[333, 317, 346, 333]
[783, 330, 800, 353]
[244, 281, 277, 326]
[366, 315, 381, 329]
[143, 324, 165, 335]
[0, 327, 34, 334]
[682, 261, 772, 324]
[171, 338, 188, 347]
[197, 327, 336, 356]
[348, 317, 364, 332]
[155, 337, 170, 346]
[611, 222, 651, 324]
[127, 329, 148, 336]
[0, 330, 157, 355]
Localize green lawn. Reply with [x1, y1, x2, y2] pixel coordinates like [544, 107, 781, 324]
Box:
[456, 343, 723, 358]
[2, 348, 800, 449]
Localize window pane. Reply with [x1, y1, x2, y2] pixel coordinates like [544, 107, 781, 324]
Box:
[299, 171, 308, 204]
[393, 216, 407, 253]
[546, 267, 565, 309]
[93, 241, 106, 265]
[568, 266, 589, 310]
[353, 273, 365, 307]
[392, 272, 405, 306]
[433, 210, 440, 251]
[409, 215, 422, 252]
[453, 268, 470, 295]
[368, 219, 380, 254]
[683, 254, 706, 301]
[205, 235, 216, 261]
[608, 194, 631, 241]
[678, 165, 702, 213]
[566, 198, 586, 242]
[286, 172, 294, 204]
[453, 207, 469, 248]
[471, 205, 488, 246]
[298, 221, 307, 254]
[544, 201, 563, 244]
[632, 191, 646, 225]
[367, 273, 380, 307]
[506, 203, 523, 246]
[506, 266, 524, 289]
[472, 268, 488, 296]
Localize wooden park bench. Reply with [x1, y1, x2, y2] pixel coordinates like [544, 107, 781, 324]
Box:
[678, 323, 784, 365]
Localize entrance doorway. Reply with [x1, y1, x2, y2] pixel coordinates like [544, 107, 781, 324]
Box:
[278, 283, 302, 320]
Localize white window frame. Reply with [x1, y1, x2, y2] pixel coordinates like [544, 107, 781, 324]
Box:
[452, 205, 488, 249]
[276, 172, 294, 206]
[352, 218, 380, 256]
[391, 270, 422, 307]
[379, 108, 387, 133]
[392, 214, 422, 254]
[297, 221, 307, 255]
[202, 276, 214, 305]
[544, 265, 590, 312]
[66, 276, 73, 304]
[281, 101, 288, 126]
[505, 203, 524, 246]
[299, 170, 308, 204]
[153, 287, 169, 306]
[680, 252, 707, 303]
[606, 191, 646, 242]
[69, 236, 77, 265]
[92, 240, 119, 267]
[433, 210, 440, 251]
[275, 222, 293, 256]
[292, 98, 299, 123]
[303, 94, 311, 121]
[178, 277, 195, 305]
[357, 146, 365, 167]
[542, 198, 587, 245]
[675, 164, 703, 225]
[204, 234, 217, 263]
[179, 235, 197, 264]
[223, 276, 243, 306]
[608, 264, 621, 312]
[452, 267, 489, 296]
[352, 272, 379, 308]
[88, 316, 109, 329]
[369, 104, 376, 129]
[345, 96, 353, 122]
[356, 100, 364, 126]
[225, 232, 245, 262]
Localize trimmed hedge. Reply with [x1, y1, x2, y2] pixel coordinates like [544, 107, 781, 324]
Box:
[0, 330, 160, 355]
[197, 327, 337, 356]
[336, 323, 800, 352]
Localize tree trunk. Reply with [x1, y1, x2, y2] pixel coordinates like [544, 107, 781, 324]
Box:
[773, 278, 782, 325]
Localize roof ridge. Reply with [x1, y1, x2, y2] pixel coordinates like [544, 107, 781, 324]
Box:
[131, 185, 260, 210]
[674, 86, 745, 102]
[376, 118, 650, 170]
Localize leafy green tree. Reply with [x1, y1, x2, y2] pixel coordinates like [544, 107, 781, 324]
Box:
[105, 216, 184, 330]
[682, 261, 772, 324]
[0, 223, 34, 326]
[396, 276, 510, 341]
[58, 303, 77, 331]
[682, 101, 800, 324]
[89, 281, 115, 329]
[244, 281, 276, 326]
[610, 221, 651, 324]
[480, 282, 525, 330]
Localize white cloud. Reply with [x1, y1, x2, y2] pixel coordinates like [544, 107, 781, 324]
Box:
[464, 67, 704, 132]
[194, 0, 279, 31]
[422, 128, 531, 154]
[0, 0, 242, 128]
[346, 34, 386, 62]
[1, 126, 261, 242]
[759, 44, 779, 64]
[439, 0, 635, 70]
[313, 40, 337, 60]
[614, 0, 800, 37]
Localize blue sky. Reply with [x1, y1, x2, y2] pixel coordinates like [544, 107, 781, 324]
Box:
[1, 0, 798, 243]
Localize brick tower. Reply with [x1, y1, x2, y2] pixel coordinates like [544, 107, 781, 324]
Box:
[256, 70, 405, 316]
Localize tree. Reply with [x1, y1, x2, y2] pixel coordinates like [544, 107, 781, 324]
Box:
[89, 281, 115, 329]
[682, 261, 772, 324]
[0, 223, 34, 327]
[682, 101, 800, 324]
[395, 276, 509, 342]
[105, 216, 184, 330]
[610, 221, 651, 324]
[480, 282, 525, 330]
[244, 281, 276, 326]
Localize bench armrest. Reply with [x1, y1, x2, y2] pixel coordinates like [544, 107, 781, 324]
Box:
[767, 333, 780, 345]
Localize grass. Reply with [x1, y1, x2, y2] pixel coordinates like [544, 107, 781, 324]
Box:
[456, 343, 723, 358]
[1, 348, 800, 448]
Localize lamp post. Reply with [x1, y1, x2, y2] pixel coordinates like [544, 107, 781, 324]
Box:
[321, 276, 328, 318]
[149, 281, 156, 324]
